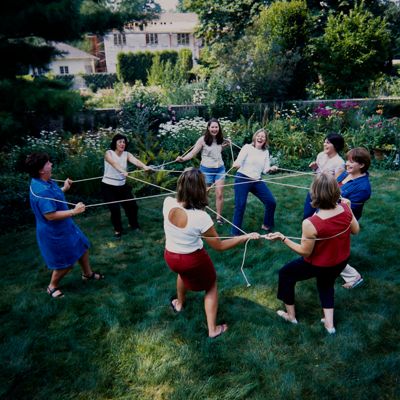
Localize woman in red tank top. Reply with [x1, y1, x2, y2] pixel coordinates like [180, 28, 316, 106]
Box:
[266, 173, 360, 334]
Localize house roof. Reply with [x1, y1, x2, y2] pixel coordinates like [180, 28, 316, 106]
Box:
[54, 42, 98, 60]
[123, 12, 198, 33]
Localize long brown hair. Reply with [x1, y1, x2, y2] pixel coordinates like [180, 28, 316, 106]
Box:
[177, 168, 209, 210]
[310, 173, 341, 210]
[204, 118, 224, 146]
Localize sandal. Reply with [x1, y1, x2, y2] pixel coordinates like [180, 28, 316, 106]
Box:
[47, 286, 64, 298]
[277, 310, 298, 324]
[82, 271, 105, 281]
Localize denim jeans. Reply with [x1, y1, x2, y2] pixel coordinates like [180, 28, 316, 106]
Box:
[231, 172, 276, 235]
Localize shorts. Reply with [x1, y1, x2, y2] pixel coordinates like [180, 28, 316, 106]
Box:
[164, 248, 216, 291]
[199, 165, 226, 185]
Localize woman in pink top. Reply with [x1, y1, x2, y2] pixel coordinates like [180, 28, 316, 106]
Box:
[267, 173, 359, 334]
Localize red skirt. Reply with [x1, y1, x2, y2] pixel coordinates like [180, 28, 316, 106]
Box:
[164, 248, 216, 291]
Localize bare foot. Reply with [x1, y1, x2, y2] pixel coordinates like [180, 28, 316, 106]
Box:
[209, 324, 228, 338]
[170, 298, 183, 313]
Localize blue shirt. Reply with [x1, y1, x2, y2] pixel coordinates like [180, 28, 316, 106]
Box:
[337, 172, 371, 220]
[29, 178, 89, 270]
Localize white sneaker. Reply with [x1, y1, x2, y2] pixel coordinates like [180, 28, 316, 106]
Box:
[321, 318, 336, 334]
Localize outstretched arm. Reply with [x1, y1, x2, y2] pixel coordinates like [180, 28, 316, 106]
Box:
[265, 219, 317, 257]
[127, 152, 151, 171]
[44, 202, 86, 221]
[176, 137, 204, 162]
[203, 226, 260, 251]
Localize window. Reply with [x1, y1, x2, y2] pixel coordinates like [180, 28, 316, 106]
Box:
[146, 33, 158, 45]
[59, 66, 69, 75]
[177, 33, 190, 46]
[113, 33, 126, 46]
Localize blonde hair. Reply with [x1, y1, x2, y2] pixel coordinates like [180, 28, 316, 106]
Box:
[252, 129, 269, 150]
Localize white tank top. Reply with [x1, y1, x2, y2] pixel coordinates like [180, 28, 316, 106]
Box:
[102, 150, 127, 186]
[163, 197, 214, 254]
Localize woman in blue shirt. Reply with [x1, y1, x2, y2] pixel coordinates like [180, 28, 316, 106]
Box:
[26, 152, 104, 298]
[337, 147, 371, 288]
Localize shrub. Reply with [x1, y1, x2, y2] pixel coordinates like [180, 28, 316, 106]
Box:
[82, 73, 118, 90]
[117, 50, 180, 85]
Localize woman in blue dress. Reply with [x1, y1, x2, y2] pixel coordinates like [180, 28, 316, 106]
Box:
[26, 152, 104, 298]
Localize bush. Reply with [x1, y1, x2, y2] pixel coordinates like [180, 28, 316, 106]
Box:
[117, 50, 180, 85]
[82, 73, 118, 90]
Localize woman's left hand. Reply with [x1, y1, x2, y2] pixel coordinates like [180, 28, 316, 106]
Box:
[62, 178, 72, 192]
[265, 232, 285, 241]
[270, 166, 278, 172]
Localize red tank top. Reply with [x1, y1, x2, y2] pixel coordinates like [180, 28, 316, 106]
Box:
[304, 203, 352, 267]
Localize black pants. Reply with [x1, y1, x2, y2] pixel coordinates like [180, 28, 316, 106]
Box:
[101, 182, 138, 232]
[277, 257, 348, 309]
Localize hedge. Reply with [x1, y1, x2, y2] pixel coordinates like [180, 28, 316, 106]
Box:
[117, 50, 181, 84]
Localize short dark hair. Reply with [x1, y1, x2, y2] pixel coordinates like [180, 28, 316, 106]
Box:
[176, 168, 209, 210]
[25, 152, 50, 178]
[347, 147, 371, 173]
[204, 118, 224, 146]
[326, 133, 344, 153]
[110, 133, 129, 150]
[310, 173, 341, 210]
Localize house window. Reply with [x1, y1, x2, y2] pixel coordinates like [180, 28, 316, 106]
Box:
[59, 66, 69, 75]
[177, 33, 190, 46]
[146, 33, 158, 45]
[113, 33, 126, 46]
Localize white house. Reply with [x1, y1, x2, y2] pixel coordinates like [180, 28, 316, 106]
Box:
[103, 12, 201, 73]
[49, 42, 98, 75]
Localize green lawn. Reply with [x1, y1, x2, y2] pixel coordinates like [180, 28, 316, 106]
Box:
[0, 171, 399, 399]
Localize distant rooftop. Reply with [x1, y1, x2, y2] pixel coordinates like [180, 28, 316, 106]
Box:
[54, 42, 98, 60]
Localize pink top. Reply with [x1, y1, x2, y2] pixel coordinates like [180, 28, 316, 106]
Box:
[304, 203, 352, 267]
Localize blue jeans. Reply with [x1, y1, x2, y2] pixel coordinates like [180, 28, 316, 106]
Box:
[231, 172, 276, 235]
[199, 165, 226, 185]
[303, 191, 317, 220]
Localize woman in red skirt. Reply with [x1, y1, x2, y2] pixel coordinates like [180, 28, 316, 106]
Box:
[163, 168, 259, 338]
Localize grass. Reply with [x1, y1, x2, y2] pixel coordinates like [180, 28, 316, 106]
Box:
[0, 170, 399, 399]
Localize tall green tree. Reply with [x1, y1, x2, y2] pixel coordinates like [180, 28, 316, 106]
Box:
[216, 0, 312, 101]
[317, 4, 391, 96]
[0, 0, 159, 147]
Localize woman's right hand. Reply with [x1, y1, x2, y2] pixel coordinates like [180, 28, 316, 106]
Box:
[309, 161, 317, 170]
[245, 232, 260, 240]
[73, 202, 86, 215]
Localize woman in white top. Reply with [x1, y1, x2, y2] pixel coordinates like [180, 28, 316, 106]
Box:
[163, 168, 259, 338]
[231, 129, 278, 236]
[303, 133, 345, 219]
[101, 133, 150, 238]
[176, 118, 230, 225]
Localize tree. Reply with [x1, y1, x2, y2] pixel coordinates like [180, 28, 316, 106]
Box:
[0, 0, 159, 147]
[181, 0, 270, 44]
[317, 4, 391, 96]
[216, 0, 312, 101]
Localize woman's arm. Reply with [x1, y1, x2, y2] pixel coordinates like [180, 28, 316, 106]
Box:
[266, 219, 317, 257]
[127, 152, 151, 170]
[176, 137, 204, 162]
[232, 145, 248, 169]
[44, 202, 86, 221]
[203, 226, 260, 251]
[221, 138, 231, 149]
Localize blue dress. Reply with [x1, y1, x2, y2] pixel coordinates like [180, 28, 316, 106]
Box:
[29, 178, 90, 270]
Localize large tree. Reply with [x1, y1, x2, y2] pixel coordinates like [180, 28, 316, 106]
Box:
[317, 4, 391, 96]
[0, 0, 159, 147]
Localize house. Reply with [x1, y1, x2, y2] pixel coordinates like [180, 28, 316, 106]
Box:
[103, 12, 201, 73]
[49, 42, 98, 75]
